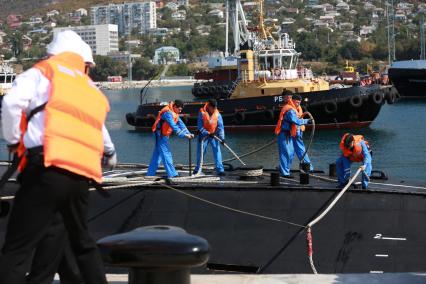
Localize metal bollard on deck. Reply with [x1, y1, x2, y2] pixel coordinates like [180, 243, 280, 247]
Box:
[97, 225, 210, 284]
[329, 163, 336, 177]
[270, 172, 280, 186]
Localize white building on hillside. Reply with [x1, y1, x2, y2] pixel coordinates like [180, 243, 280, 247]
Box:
[91, 2, 156, 35]
[53, 24, 119, 55]
[153, 46, 180, 65]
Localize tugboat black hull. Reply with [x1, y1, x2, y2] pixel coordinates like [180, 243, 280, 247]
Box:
[388, 67, 426, 98]
[127, 85, 392, 131]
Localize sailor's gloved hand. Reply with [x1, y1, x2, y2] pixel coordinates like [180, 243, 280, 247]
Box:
[185, 134, 194, 139]
[7, 143, 19, 153]
[102, 151, 117, 170]
[209, 133, 215, 139]
[220, 139, 225, 145]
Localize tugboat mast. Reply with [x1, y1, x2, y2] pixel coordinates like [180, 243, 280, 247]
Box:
[420, 14, 425, 60]
[386, 0, 396, 64]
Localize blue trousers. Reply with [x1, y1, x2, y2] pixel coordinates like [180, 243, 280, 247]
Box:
[336, 156, 372, 188]
[194, 136, 224, 174]
[293, 135, 313, 171]
[147, 132, 178, 178]
[278, 132, 294, 176]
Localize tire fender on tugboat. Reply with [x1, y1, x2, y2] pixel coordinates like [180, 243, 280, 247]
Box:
[324, 100, 338, 114]
[349, 94, 363, 108]
[386, 89, 396, 104]
[263, 109, 275, 121]
[234, 111, 246, 124]
[372, 92, 383, 105]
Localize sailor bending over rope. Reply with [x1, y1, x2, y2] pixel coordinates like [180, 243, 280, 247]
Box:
[336, 133, 372, 189]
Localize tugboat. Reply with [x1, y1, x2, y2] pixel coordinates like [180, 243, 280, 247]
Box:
[126, 0, 389, 131]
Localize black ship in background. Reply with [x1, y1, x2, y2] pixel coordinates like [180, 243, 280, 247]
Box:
[388, 60, 426, 98]
[127, 1, 394, 131]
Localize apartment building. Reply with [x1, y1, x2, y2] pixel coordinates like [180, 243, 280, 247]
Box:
[90, 1, 156, 35]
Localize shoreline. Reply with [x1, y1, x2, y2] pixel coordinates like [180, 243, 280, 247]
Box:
[97, 79, 197, 90]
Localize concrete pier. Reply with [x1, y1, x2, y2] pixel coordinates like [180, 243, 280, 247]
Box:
[54, 273, 426, 284]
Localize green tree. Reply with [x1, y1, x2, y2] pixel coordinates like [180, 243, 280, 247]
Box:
[10, 32, 23, 58]
[132, 57, 161, 80]
[167, 63, 191, 76]
[89, 55, 127, 81]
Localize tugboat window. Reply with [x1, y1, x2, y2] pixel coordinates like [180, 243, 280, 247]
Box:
[282, 57, 291, 69]
[261, 89, 265, 94]
[267, 56, 273, 70]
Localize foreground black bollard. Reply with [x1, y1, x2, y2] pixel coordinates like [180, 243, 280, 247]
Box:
[97, 226, 210, 284]
[270, 172, 280, 186]
[329, 163, 336, 177]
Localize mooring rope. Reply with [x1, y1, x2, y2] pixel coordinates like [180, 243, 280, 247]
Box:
[206, 137, 277, 166]
[213, 135, 246, 166]
[158, 182, 307, 228]
[305, 167, 363, 274]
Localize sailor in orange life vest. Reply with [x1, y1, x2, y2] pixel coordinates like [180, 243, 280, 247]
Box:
[275, 93, 312, 177]
[0, 30, 114, 284]
[290, 95, 314, 171]
[194, 99, 225, 175]
[337, 133, 372, 189]
[147, 100, 194, 178]
[25, 41, 100, 284]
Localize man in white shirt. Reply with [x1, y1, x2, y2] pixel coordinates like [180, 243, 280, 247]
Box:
[0, 31, 114, 284]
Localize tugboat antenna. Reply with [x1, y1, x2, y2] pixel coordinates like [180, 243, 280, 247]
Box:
[420, 14, 425, 60]
[386, 0, 396, 64]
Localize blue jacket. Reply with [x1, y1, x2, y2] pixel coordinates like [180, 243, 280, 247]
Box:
[359, 140, 372, 166]
[281, 109, 309, 136]
[156, 110, 190, 138]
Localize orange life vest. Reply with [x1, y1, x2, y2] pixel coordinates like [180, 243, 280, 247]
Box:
[152, 102, 179, 137]
[339, 134, 369, 163]
[200, 103, 219, 134]
[27, 52, 110, 183]
[274, 101, 298, 137]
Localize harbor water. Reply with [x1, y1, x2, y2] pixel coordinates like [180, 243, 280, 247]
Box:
[1, 85, 425, 183]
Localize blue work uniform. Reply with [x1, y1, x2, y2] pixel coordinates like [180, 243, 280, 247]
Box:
[194, 111, 225, 174]
[292, 128, 313, 171]
[336, 140, 372, 189]
[278, 109, 309, 176]
[147, 110, 190, 178]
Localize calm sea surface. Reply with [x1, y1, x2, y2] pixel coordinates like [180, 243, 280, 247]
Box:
[1, 85, 425, 183]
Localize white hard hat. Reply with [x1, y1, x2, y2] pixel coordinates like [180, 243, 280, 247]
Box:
[46, 30, 84, 57]
[81, 41, 95, 66]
